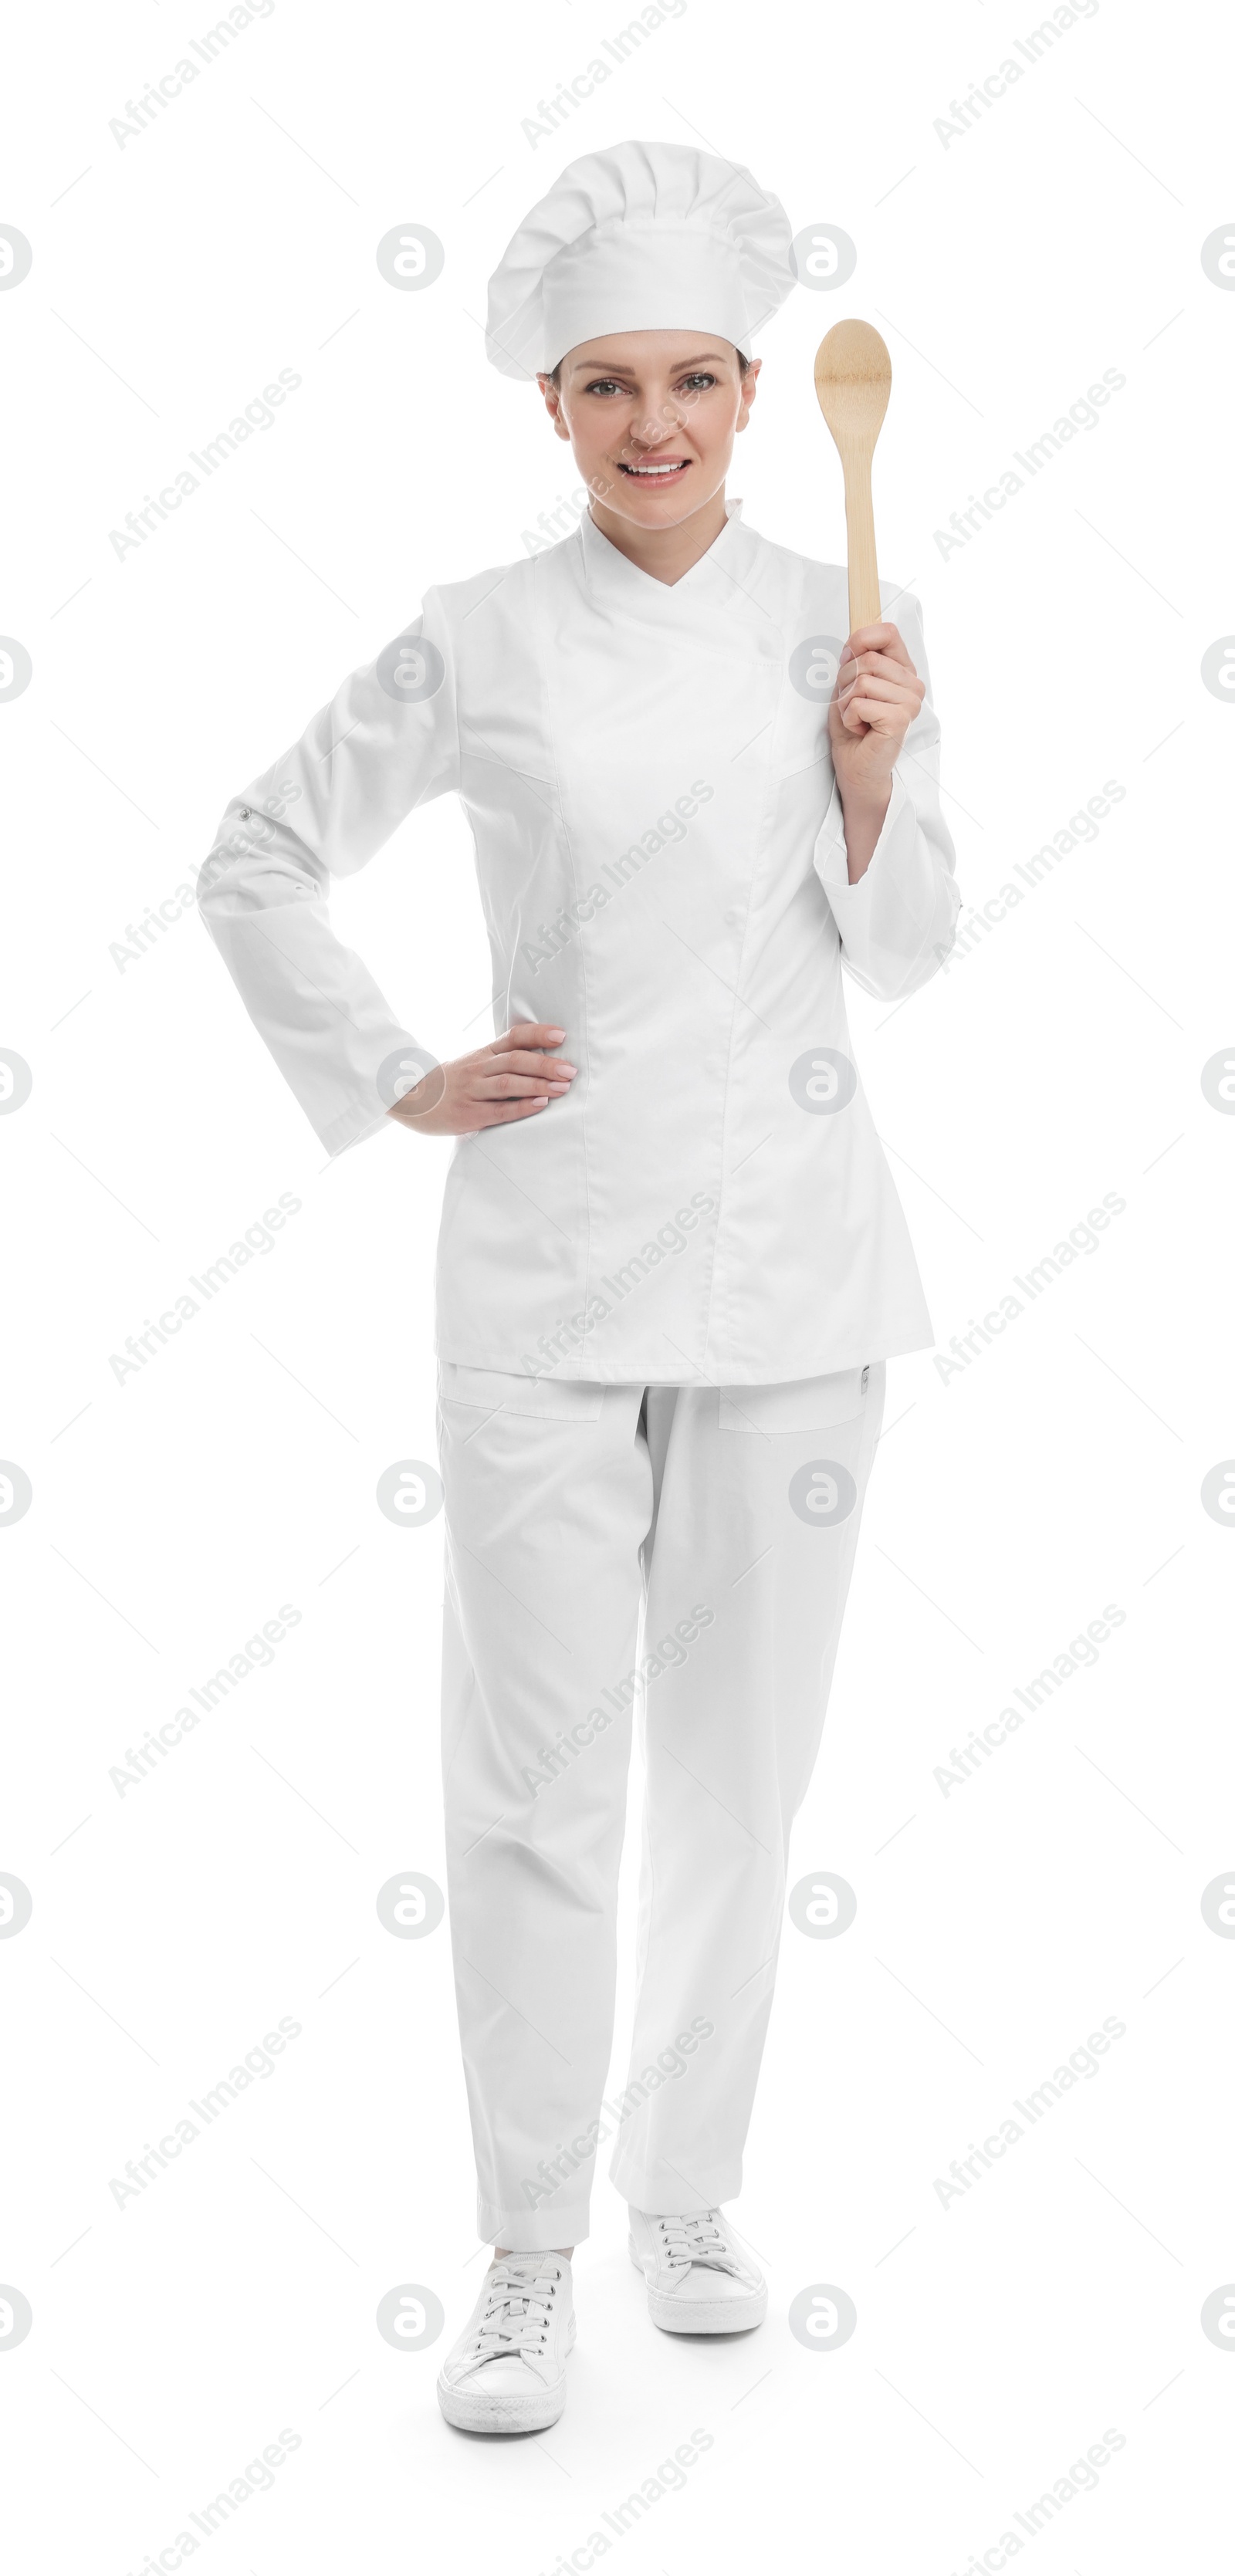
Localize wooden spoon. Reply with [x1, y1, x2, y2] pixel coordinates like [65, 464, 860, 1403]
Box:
[814, 319, 892, 634]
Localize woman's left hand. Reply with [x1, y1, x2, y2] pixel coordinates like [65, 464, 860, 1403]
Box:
[827, 620, 925, 801]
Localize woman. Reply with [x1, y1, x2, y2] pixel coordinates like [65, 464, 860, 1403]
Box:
[199, 137, 959, 2435]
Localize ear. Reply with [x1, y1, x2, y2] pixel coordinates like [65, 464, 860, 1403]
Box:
[537, 374, 573, 442]
[735, 355, 762, 432]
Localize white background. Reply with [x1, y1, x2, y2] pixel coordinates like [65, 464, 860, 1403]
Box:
[3, 0, 1233, 2568]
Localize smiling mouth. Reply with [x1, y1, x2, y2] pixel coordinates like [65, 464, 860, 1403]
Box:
[618, 458, 692, 480]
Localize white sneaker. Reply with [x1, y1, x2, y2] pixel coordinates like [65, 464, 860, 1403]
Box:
[436, 2253, 575, 2433]
[628, 2207, 767, 2334]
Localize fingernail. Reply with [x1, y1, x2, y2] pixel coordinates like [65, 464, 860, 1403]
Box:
[839, 644, 853, 663]
[546, 1027, 565, 1040]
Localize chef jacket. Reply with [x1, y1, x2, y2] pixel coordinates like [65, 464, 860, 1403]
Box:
[199, 501, 959, 1384]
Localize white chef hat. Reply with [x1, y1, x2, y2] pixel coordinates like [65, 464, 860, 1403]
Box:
[486, 138, 795, 380]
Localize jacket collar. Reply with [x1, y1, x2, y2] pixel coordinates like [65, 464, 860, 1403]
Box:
[577, 495, 753, 613]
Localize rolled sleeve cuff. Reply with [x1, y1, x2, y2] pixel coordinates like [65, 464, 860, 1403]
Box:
[813, 769, 910, 895]
[319, 1093, 402, 1158]
[312, 1024, 436, 1156]
[269, 1017, 435, 1160]
[814, 767, 959, 997]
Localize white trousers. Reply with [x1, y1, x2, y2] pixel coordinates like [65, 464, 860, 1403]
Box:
[437, 1360, 886, 2250]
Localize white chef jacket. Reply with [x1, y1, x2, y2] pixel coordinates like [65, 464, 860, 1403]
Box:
[199, 501, 959, 1384]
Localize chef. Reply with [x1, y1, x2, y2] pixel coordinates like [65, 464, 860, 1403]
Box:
[199, 137, 959, 2436]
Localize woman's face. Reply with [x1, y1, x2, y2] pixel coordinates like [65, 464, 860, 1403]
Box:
[539, 330, 759, 529]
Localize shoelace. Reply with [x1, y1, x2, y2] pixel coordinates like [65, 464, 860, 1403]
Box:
[655, 2212, 743, 2276]
[461, 2258, 561, 2367]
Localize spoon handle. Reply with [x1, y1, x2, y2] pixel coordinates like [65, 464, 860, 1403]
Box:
[842, 452, 881, 634]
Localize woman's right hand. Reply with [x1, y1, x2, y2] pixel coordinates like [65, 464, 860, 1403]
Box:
[384, 1023, 577, 1136]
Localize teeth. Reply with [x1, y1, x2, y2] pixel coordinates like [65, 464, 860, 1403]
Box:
[624, 461, 687, 475]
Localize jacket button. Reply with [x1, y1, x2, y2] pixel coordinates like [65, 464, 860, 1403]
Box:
[724, 908, 742, 928]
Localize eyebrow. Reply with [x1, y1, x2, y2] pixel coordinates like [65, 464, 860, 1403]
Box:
[568, 352, 730, 377]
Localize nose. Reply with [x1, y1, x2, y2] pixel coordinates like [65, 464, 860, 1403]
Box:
[631, 403, 685, 449]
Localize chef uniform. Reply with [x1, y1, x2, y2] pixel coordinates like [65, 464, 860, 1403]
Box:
[200, 140, 959, 2251]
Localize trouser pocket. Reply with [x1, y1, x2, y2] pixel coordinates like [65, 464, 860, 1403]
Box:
[717, 1364, 869, 1434]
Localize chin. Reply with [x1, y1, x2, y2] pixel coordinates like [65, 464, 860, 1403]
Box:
[611, 475, 722, 528]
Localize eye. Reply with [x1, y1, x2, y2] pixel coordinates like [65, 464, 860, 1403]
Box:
[679, 373, 719, 391]
[583, 377, 629, 397]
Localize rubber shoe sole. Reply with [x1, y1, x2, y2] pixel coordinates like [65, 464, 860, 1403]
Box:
[436, 2314, 576, 2433]
[629, 2237, 768, 2334]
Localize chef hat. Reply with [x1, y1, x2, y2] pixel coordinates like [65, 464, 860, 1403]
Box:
[486, 138, 795, 380]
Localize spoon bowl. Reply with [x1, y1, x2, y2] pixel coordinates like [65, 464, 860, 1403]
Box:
[814, 319, 893, 633]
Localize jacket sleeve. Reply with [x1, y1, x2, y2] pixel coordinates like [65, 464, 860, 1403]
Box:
[198, 594, 458, 1156]
[812, 590, 960, 999]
